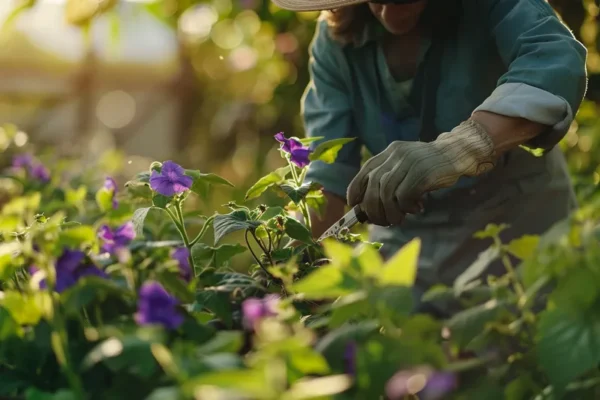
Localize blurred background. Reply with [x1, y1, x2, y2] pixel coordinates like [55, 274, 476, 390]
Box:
[0, 0, 598, 214]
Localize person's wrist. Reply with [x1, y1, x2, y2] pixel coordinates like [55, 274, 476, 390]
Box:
[431, 119, 497, 177]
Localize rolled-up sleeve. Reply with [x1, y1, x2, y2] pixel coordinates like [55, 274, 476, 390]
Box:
[473, 0, 588, 152]
[302, 19, 362, 199]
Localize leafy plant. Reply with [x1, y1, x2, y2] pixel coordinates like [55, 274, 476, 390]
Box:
[1, 130, 600, 400]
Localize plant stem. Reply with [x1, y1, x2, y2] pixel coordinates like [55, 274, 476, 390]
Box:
[51, 308, 86, 399]
[288, 161, 312, 231]
[495, 239, 525, 299]
[190, 215, 215, 246]
[166, 207, 188, 245]
[174, 201, 197, 276]
[252, 230, 275, 268]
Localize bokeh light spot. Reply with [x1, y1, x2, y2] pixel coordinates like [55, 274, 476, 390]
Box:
[96, 91, 136, 130]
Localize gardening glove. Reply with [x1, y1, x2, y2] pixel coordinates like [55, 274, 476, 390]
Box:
[347, 119, 497, 226]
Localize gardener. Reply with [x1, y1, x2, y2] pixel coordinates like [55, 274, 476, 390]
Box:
[274, 0, 588, 313]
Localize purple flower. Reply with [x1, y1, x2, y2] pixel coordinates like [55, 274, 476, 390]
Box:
[172, 247, 192, 282]
[12, 154, 33, 168]
[98, 222, 136, 254]
[30, 249, 108, 293]
[30, 164, 50, 182]
[134, 281, 184, 330]
[103, 177, 118, 209]
[385, 367, 457, 400]
[11, 153, 50, 183]
[274, 132, 312, 168]
[344, 341, 357, 377]
[242, 294, 279, 329]
[149, 161, 193, 197]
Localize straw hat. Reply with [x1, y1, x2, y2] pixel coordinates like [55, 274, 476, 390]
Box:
[271, 0, 424, 12]
[271, 0, 370, 11]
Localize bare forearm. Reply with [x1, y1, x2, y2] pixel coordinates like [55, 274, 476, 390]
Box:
[471, 110, 549, 156]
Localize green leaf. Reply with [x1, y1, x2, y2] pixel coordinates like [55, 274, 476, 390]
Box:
[291, 265, 361, 300]
[0, 307, 20, 340]
[259, 206, 285, 221]
[213, 210, 262, 244]
[537, 307, 600, 389]
[283, 375, 352, 400]
[132, 207, 157, 237]
[186, 170, 234, 200]
[145, 387, 181, 400]
[152, 194, 171, 209]
[447, 299, 504, 348]
[277, 182, 322, 205]
[207, 272, 263, 292]
[287, 347, 331, 377]
[314, 320, 379, 372]
[196, 331, 244, 355]
[378, 238, 420, 287]
[1, 292, 44, 326]
[453, 247, 500, 295]
[124, 180, 153, 200]
[95, 187, 114, 212]
[309, 138, 356, 164]
[61, 277, 132, 316]
[183, 369, 273, 399]
[25, 388, 77, 400]
[298, 136, 324, 145]
[369, 286, 414, 318]
[474, 223, 509, 239]
[506, 235, 540, 260]
[191, 242, 247, 269]
[0, 252, 17, 282]
[549, 268, 599, 310]
[81, 334, 162, 378]
[245, 166, 290, 201]
[65, 186, 87, 209]
[156, 270, 195, 303]
[195, 291, 234, 327]
[57, 225, 97, 249]
[284, 217, 314, 244]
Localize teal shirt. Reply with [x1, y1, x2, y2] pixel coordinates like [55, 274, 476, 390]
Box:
[302, 0, 588, 200]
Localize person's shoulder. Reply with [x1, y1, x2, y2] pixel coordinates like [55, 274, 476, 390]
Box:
[311, 14, 344, 51]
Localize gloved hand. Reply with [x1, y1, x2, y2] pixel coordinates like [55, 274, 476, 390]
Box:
[346, 119, 497, 226]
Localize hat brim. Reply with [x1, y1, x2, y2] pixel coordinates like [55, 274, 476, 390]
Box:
[271, 0, 369, 11]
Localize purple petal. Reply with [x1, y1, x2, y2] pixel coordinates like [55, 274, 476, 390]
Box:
[344, 341, 357, 377]
[242, 295, 279, 329]
[242, 298, 264, 328]
[170, 182, 191, 194]
[12, 154, 33, 168]
[150, 174, 177, 197]
[172, 247, 191, 282]
[114, 222, 136, 244]
[176, 174, 193, 189]
[56, 249, 86, 273]
[55, 271, 77, 293]
[274, 132, 286, 143]
[160, 161, 185, 177]
[135, 281, 183, 330]
[30, 164, 50, 182]
[104, 177, 117, 192]
[77, 265, 109, 280]
[98, 225, 114, 242]
[421, 372, 457, 400]
[290, 147, 312, 168]
[287, 138, 304, 150]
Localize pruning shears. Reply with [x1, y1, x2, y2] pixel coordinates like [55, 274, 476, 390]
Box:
[317, 204, 369, 242]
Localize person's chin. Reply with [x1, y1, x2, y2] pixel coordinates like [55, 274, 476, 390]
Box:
[384, 21, 417, 35]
